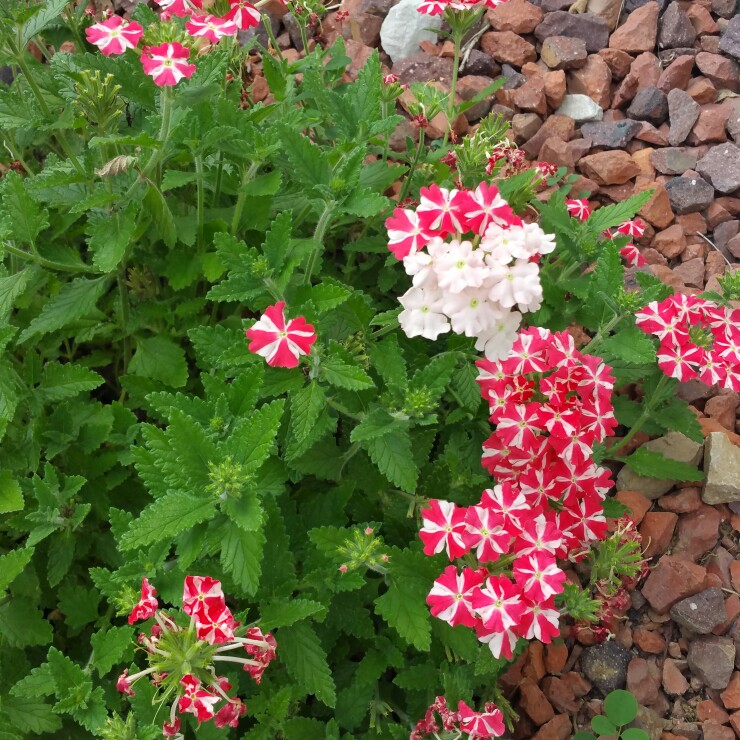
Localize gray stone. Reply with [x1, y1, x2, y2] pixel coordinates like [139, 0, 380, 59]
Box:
[702, 431, 740, 504]
[391, 53, 452, 85]
[540, 0, 572, 9]
[719, 15, 740, 61]
[534, 11, 610, 53]
[555, 94, 603, 122]
[697, 143, 740, 195]
[670, 589, 728, 634]
[627, 87, 669, 126]
[714, 220, 740, 252]
[626, 0, 667, 9]
[634, 706, 669, 740]
[360, 0, 399, 15]
[728, 108, 740, 146]
[501, 64, 526, 89]
[281, 13, 305, 51]
[380, 0, 442, 62]
[687, 636, 736, 689]
[238, 10, 280, 48]
[616, 432, 704, 499]
[665, 176, 715, 215]
[581, 642, 631, 696]
[667, 88, 700, 146]
[581, 120, 641, 148]
[650, 147, 699, 175]
[659, 2, 697, 50]
[461, 49, 500, 78]
[712, 0, 737, 19]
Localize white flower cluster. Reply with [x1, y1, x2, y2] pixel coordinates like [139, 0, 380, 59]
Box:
[398, 222, 556, 361]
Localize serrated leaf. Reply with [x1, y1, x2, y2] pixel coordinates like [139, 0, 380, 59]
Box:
[341, 187, 388, 217]
[585, 190, 653, 234]
[161, 170, 197, 190]
[292, 280, 352, 314]
[86, 202, 137, 272]
[47, 531, 74, 587]
[37, 362, 104, 402]
[279, 621, 336, 707]
[0, 267, 34, 319]
[650, 398, 703, 443]
[602, 497, 628, 518]
[243, 170, 282, 197]
[0, 547, 34, 592]
[620, 447, 703, 481]
[375, 574, 430, 650]
[279, 128, 331, 188]
[599, 326, 656, 365]
[289, 382, 326, 444]
[47, 647, 92, 713]
[584, 242, 623, 329]
[68, 686, 107, 733]
[409, 353, 457, 403]
[262, 211, 293, 273]
[322, 342, 374, 390]
[350, 408, 405, 442]
[363, 429, 418, 492]
[0, 601, 52, 647]
[259, 598, 326, 630]
[58, 584, 100, 631]
[1, 171, 48, 246]
[0, 470, 23, 513]
[129, 336, 188, 388]
[227, 399, 284, 473]
[90, 626, 133, 676]
[119, 491, 216, 550]
[10, 664, 55, 698]
[220, 520, 265, 596]
[21, 0, 69, 46]
[18, 277, 107, 344]
[1, 696, 61, 735]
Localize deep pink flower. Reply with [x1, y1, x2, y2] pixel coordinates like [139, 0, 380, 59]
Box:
[471, 575, 524, 632]
[214, 699, 247, 728]
[85, 16, 143, 55]
[416, 184, 469, 236]
[185, 14, 238, 43]
[565, 198, 591, 221]
[426, 566, 485, 628]
[619, 244, 647, 267]
[116, 669, 135, 696]
[128, 577, 158, 624]
[460, 182, 521, 236]
[463, 506, 511, 562]
[182, 575, 225, 616]
[385, 207, 434, 260]
[141, 43, 197, 87]
[155, 0, 202, 17]
[178, 674, 220, 722]
[194, 601, 239, 644]
[458, 700, 505, 738]
[518, 599, 560, 643]
[475, 621, 519, 660]
[513, 551, 566, 601]
[224, 0, 261, 28]
[616, 218, 646, 238]
[245, 301, 317, 368]
[162, 718, 181, 737]
[419, 499, 468, 559]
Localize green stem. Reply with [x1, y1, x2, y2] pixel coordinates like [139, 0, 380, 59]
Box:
[381, 100, 391, 163]
[230, 161, 262, 236]
[213, 151, 224, 205]
[398, 129, 425, 203]
[2, 241, 96, 273]
[303, 203, 334, 285]
[142, 88, 173, 181]
[444, 27, 463, 146]
[195, 155, 205, 250]
[261, 13, 285, 61]
[583, 312, 625, 356]
[370, 318, 400, 339]
[117, 269, 132, 375]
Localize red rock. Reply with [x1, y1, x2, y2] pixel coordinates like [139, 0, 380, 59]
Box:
[544, 70, 567, 110]
[542, 36, 589, 70]
[541, 676, 581, 714]
[714, 594, 740, 636]
[687, 76, 718, 105]
[675, 211, 708, 235]
[658, 488, 702, 514]
[642, 555, 707, 613]
[663, 658, 690, 695]
[627, 656, 661, 705]
[523, 641, 547, 681]
[561, 671, 591, 697]
[636, 121, 669, 146]
[673, 256, 705, 289]
[512, 112, 544, 142]
[531, 714, 571, 740]
[634, 627, 667, 653]
[609, 1, 659, 53]
[512, 76, 548, 117]
[344, 39, 374, 81]
[731, 561, 740, 593]
[567, 54, 612, 108]
[481, 31, 537, 67]
[687, 4, 719, 35]
[696, 699, 730, 725]
[522, 114, 576, 158]
[705, 393, 739, 431]
[598, 48, 632, 79]
[545, 642, 569, 675]
[702, 721, 736, 740]
[520, 677, 555, 725]
[579, 150, 639, 185]
[616, 490, 652, 525]
[721, 672, 740, 710]
[688, 105, 730, 145]
[488, 0, 543, 33]
[641, 512, 678, 558]
[658, 55, 696, 93]
[695, 52, 740, 94]
[673, 505, 721, 562]
[730, 712, 740, 736]
[652, 223, 686, 258]
[634, 177, 675, 229]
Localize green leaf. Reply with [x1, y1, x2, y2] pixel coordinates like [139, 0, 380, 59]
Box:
[292, 280, 352, 314]
[260, 598, 326, 630]
[129, 336, 188, 388]
[119, 491, 216, 550]
[18, 277, 107, 344]
[143, 184, 177, 248]
[604, 689, 638, 726]
[0, 547, 34, 592]
[289, 382, 326, 444]
[351, 408, 405, 442]
[322, 342, 374, 390]
[409, 353, 457, 403]
[602, 497, 628, 518]
[620, 448, 704, 481]
[161, 170, 197, 190]
[1, 696, 61, 735]
[369, 335, 406, 389]
[37, 362, 104, 402]
[220, 520, 265, 596]
[0, 470, 23, 513]
[10, 664, 55, 699]
[58, 584, 100, 631]
[0, 601, 52, 647]
[243, 170, 282, 197]
[0, 267, 35, 319]
[620, 730, 650, 740]
[585, 190, 653, 235]
[86, 202, 137, 273]
[341, 188, 388, 217]
[599, 327, 656, 365]
[279, 621, 336, 708]
[363, 429, 418, 493]
[21, 0, 69, 46]
[47, 647, 92, 713]
[583, 242, 623, 329]
[90, 626, 133, 676]
[591, 715, 618, 736]
[650, 398, 704, 444]
[261, 52, 287, 99]
[279, 127, 331, 188]
[1, 171, 48, 246]
[262, 210, 293, 273]
[227, 399, 285, 474]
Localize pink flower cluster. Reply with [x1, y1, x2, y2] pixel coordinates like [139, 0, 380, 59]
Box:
[85, 0, 261, 86]
[118, 576, 276, 737]
[411, 696, 505, 739]
[418, 0, 505, 15]
[386, 183, 556, 360]
[420, 328, 615, 661]
[245, 301, 317, 368]
[635, 294, 740, 389]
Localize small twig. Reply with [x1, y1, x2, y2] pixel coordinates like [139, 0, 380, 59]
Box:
[697, 231, 732, 268]
[459, 20, 490, 73]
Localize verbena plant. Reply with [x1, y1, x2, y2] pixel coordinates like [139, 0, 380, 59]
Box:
[0, 0, 725, 737]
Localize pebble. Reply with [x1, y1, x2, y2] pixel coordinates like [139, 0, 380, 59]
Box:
[667, 89, 701, 146]
[534, 11, 610, 54]
[579, 150, 639, 185]
[663, 658, 690, 695]
[628, 87, 669, 127]
[481, 31, 537, 67]
[718, 15, 740, 61]
[640, 511, 678, 558]
[687, 636, 736, 689]
[670, 589, 728, 634]
[627, 656, 661, 705]
[488, 0, 543, 34]
[651, 147, 698, 175]
[610, 2, 660, 54]
[665, 176, 715, 215]
[659, 2, 698, 50]
[555, 94, 603, 122]
[696, 143, 740, 195]
[581, 641, 631, 695]
[642, 555, 707, 613]
[703, 432, 740, 504]
[519, 677, 555, 725]
[634, 627, 667, 654]
[379, 0, 441, 62]
[541, 36, 588, 70]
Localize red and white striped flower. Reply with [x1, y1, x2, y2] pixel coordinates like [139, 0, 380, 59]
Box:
[85, 16, 143, 56]
[426, 566, 485, 628]
[194, 601, 239, 645]
[458, 701, 505, 738]
[620, 244, 646, 267]
[245, 302, 317, 368]
[214, 699, 248, 728]
[416, 185, 469, 235]
[183, 575, 225, 616]
[518, 599, 560, 643]
[460, 182, 521, 236]
[155, 0, 202, 17]
[129, 577, 159, 624]
[385, 208, 434, 260]
[419, 499, 468, 559]
[185, 13, 238, 43]
[224, 0, 261, 29]
[178, 675, 220, 722]
[514, 517, 563, 557]
[141, 43, 197, 87]
[463, 506, 511, 562]
[471, 575, 524, 632]
[565, 198, 591, 221]
[513, 551, 566, 601]
[616, 218, 646, 238]
[475, 622, 519, 660]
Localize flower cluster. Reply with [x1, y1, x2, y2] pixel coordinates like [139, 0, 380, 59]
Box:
[245, 301, 317, 368]
[85, 0, 262, 86]
[418, 0, 504, 15]
[411, 696, 505, 739]
[386, 183, 556, 361]
[421, 328, 615, 660]
[635, 294, 740, 389]
[118, 576, 276, 737]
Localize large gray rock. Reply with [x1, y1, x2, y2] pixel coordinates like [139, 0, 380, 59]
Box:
[555, 94, 603, 122]
[534, 11, 610, 53]
[650, 147, 699, 176]
[696, 143, 740, 196]
[670, 588, 728, 634]
[667, 88, 700, 146]
[581, 120, 641, 148]
[581, 642, 631, 696]
[719, 15, 740, 61]
[703, 431, 740, 504]
[380, 0, 442, 62]
[665, 176, 715, 215]
[687, 636, 736, 689]
[658, 2, 697, 50]
[616, 432, 704, 499]
[627, 87, 668, 127]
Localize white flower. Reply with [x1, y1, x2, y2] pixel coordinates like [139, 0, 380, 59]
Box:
[403, 237, 446, 288]
[479, 224, 528, 263]
[475, 311, 522, 361]
[487, 259, 543, 312]
[443, 289, 502, 337]
[398, 286, 450, 340]
[522, 222, 556, 256]
[433, 240, 489, 294]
